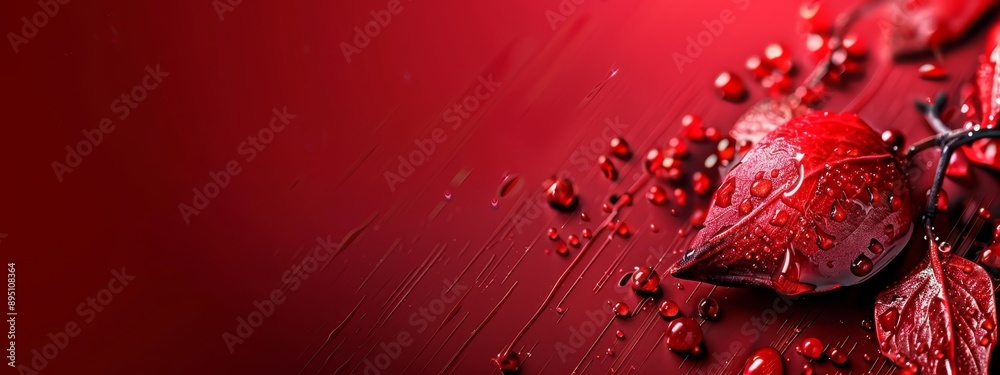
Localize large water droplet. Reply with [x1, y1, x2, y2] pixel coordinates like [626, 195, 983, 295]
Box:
[868, 238, 884, 254]
[545, 178, 578, 211]
[878, 307, 900, 332]
[797, 337, 824, 359]
[814, 226, 835, 250]
[692, 172, 711, 195]
[659, 300, 680, 319]
[665, 317, 703, 352]
[851, 253, 873, 276]
[609, 137, 632, 160]
[751, 179, 773, 198]
[630, 266, 660, 294]
[769, 210, 789, 227]
[716, 179, 736, 208]
[647, 185, 668, 205]
[697, 298, 719, 319]
[598, 156, 618, 181]
[742, 346, 783, 375]
[714, 72, 747, 102]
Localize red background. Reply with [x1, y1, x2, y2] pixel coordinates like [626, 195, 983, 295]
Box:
[2, 0, 998, 373]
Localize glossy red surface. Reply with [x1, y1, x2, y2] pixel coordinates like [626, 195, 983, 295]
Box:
[3, 0, 1000, 373]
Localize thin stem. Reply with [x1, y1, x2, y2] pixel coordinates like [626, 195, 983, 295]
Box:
[923, 128, 1000, 224]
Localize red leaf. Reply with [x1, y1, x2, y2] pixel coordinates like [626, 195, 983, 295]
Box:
[875, 238, 997, 375]
[961, 22, 1000, 169]
[885, 0, 998, 57]
[669, 111, 915, 295]
[729, 95, 810, 149]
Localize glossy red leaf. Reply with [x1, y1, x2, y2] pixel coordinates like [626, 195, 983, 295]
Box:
[875, 240, 997, 375]
[669, 111, 915, 295]
[884, 0, 998, 56]
[729, 95, 810, 148]
[961, 21, 1000, 170]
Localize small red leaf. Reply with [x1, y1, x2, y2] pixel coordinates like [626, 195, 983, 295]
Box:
[670, 111, 915, 294]
[875, 238, 997, 375]
[885, 0, 998, 56]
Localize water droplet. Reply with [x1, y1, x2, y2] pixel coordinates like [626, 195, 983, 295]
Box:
[630, 266, 660, 294]
[614, 302, 630, 318]
[490, 198, 499, 208]
[602, 203, 613, 213]
[547, 228, 559, 240]
[751, 179, 773, 198]
[714, 72, 747, 102]
[763, 43, 793, 74]
[830, 200, 847, 222]
[851, 253, 873, 276]
[979, 207, 992, 220]
[980, 335, 992, 346]
[716, 179, 736, 208]
[556, 307, 564, 314]
[984, 319, 996, 332]
[739, 198, 753, 215]
[692, 172, 711, 195]
[667, 137, 688, 157]
[545, 177, 578, 212]
[567, 235, 580, 247]
[717, 138, 736, 162]
[494, 350, 520, 374]
[697, 297, 719, 319]
[705, 127, 721, 141]
[665, 317, 703, 352]
[882, 129, 903, 152]
[742, 346, 783, 375]
[647, 185, 668, 205]
[581, 228, 592, 239]
[610, 137, 632, 160]
[681, 115, 705, 141]
[919, 63, 946, 80]
[497, 174, 522, 197]
[606, 348, 615, 357]
[615, 222, 632, 237]
[444, 191, 453, 201]
[598, 156, 618, 181]
[814, 226, 835, 250]
[796, 337, 824, 359]
[801, 363, 814, 375]
[555, 240, 569, 255]
[580, 212, 590, 222]
[826, 347, 847, 365]
[769, 210, 789, 227]
[659, 300, 680, 319]
[746, 55, 769, 80]
[615, 330, 625, 339]
[861, 318, 874, 331]
[869, 238, 884, 254]
[674, 189, 688, 206]
[878, 307, 900, 332]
